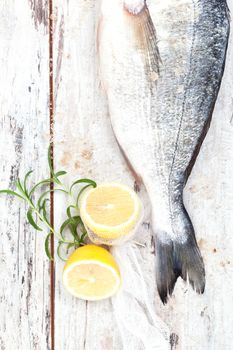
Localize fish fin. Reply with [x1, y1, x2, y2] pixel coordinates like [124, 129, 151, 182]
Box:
[156, 234, 205, 304]
[113, 131, 143, 189]
[124, 2, 161, 82]
[155, 238, 177, 304]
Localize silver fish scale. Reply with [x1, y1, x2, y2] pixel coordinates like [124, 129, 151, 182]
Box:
[99, 0, 229, 301]
[104, 0, 228, 241]
[164, 1, 229, 239]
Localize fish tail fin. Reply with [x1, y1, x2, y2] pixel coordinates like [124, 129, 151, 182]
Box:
[155, 233, 205, 304]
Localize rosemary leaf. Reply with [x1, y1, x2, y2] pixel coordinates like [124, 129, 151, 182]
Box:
[0, 145, 96, 260]
[76, 184, 92, 206]
[0, 189, 25, 200]
[16, 179, 26, 197]
[29, 178, 53, 197]
[57, 241, 68, 262]
[70, 178, 96, 193]
[37, 188, 67, 209]
[27, 208, 43, 231]
[55, 170, 67, 177]
[41, 199, 50, 225]
[66, 205, 77, 218]
[45, 233, 53, 260]
[23, 170, 33, 194]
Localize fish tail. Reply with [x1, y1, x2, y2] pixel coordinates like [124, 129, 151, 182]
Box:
[155, 231, 205, 304]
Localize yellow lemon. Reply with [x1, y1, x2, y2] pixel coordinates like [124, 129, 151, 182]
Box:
[79, 183, 143, 243]
[63, 245, 121, 300]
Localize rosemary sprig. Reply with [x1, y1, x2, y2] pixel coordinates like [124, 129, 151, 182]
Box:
[0, 144, 97, 261]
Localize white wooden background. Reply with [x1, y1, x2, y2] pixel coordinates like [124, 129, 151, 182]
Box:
[0, 1, 233, 349]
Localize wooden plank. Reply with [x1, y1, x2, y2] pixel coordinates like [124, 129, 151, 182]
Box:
[53, 1, 131, 348]
[53, 1, 169, 349]
[0, 1, 50, 349]
[53, 0, 233, 349]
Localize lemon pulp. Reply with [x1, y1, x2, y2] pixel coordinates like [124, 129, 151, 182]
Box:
[63, 245, 121, 300]
[80, 183, 143, 240]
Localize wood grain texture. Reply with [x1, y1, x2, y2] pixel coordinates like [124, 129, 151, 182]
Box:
[0, 1, 50, 349]
[53, 0, 233, 349]
[1, 0, 233, 349]
[53, 1, 125, 348]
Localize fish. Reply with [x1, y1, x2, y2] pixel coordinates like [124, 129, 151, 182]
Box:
[98, 0, 230, 303]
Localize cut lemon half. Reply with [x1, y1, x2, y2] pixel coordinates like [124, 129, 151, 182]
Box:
[79, 183, 143, 240]
[63, 245, 121, 301]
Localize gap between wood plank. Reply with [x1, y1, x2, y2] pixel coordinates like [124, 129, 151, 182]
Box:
[49, 0, 55, 349]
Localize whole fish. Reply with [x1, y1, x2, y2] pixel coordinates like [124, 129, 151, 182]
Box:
[98, 0, 229, 302]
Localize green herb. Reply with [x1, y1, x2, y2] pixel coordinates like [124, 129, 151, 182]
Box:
[0, 144, 97, 261]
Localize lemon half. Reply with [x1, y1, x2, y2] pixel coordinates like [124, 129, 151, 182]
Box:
[63, 245, 121, 301]
[80, 183, 143, 240]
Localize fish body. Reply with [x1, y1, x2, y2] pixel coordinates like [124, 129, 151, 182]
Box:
[98, 0, 229, 302]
